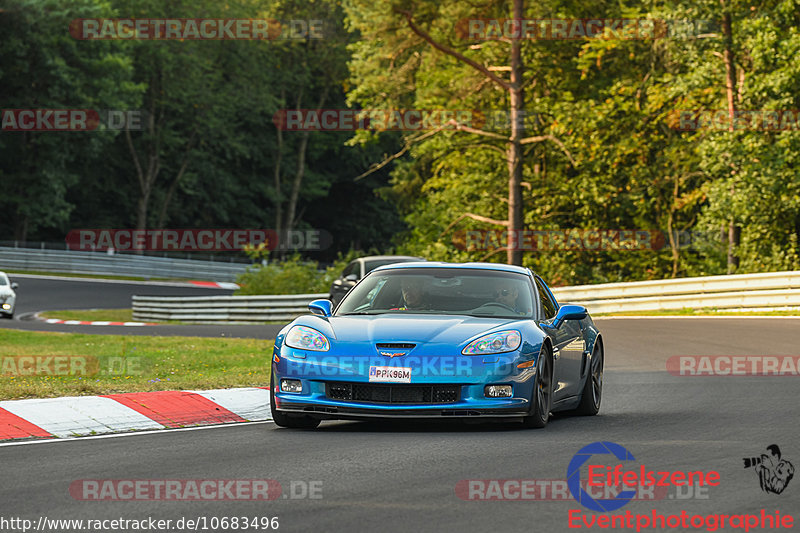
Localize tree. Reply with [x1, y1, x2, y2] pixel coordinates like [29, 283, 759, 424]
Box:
[344, 0, 576, 265]
[0, 0, 140, 242]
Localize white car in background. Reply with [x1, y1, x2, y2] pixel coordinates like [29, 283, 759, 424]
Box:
[0, 272, 18, 318]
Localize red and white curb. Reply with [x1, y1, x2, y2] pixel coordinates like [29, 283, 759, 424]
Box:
[0, 388, 272, 441]
[41, 318, 157, 326]
[188, 280, 240, 290]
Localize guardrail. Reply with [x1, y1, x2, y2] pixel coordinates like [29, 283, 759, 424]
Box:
[552, 271, 800, 314]
[0, 246, 250, 281]
[131, 270, 800, 323]
[132, 294, 327, 323]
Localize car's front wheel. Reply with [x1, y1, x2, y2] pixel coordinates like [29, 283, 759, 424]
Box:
[270, 374, 320, 429]
[521, 345, 553, 429]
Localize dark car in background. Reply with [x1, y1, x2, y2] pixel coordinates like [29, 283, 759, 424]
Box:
[329, 256, 423, 306]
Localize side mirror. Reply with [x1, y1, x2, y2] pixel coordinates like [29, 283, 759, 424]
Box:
[308, 299, 332, 317]
[551, 304, 587, 329]
[344, 274, 359, 282]
[10, 282, 18, 290]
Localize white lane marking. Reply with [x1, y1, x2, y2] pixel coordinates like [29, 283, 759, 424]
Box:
[215, 282, 241, 290]
[187, 388, 272, 422]
[0, 396, 165, 438]
[0, 421, 273, 447]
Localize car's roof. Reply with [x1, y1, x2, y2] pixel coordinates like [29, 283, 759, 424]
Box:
[356, 255, 423, 262]
[373, 261, 533, 276]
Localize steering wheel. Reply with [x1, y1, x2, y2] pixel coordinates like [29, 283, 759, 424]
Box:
[475, 302, 516, 313]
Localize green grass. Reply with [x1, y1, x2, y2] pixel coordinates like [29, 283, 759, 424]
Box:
[39, 309, 135, 322]
[0, 329, 272, 400]
[595, 308, 800, 317]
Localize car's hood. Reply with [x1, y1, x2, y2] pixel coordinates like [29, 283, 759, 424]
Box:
[0, 287, 14, 298]
[295, 314, 526, 349]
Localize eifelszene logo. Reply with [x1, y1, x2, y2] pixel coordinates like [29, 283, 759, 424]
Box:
[743, 445, 795, 494]
[567, 441, 721, 512]
[567, 441, 637, 512]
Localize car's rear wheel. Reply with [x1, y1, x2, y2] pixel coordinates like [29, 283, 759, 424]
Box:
[270, 374, 320, 429]
[521, 345, 553, 429]
[571, 339, 603, 416]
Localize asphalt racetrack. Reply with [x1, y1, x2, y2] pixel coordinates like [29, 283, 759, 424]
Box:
[0, 274, 281, 338]
[1, 276, 798, 533]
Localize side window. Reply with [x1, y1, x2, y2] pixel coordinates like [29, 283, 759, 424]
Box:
[342, 262, 358, 279]
[535, 277, 557, 319]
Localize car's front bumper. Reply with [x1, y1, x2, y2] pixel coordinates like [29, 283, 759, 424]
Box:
[274, 400, 530, 420]
[272, 346, 539, 420]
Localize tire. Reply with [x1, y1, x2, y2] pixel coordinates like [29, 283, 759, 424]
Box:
[521, 345, 553, 429]
[270, 374, 320, 429]
[571, 339, 603, 416]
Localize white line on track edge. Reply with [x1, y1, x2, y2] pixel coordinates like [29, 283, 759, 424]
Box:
[0, 420, 273, 448]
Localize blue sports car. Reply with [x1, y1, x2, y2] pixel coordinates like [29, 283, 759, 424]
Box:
[270, 262, 603, 429]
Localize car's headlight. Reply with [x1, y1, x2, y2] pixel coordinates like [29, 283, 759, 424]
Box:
[285, 325, 330, 351]
[462, 330, 521, 355]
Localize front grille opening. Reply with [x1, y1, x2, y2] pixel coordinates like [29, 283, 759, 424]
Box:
[328, 383, 353, 401]
[326, 382, 460, 404]
[375, 343, 416, 350]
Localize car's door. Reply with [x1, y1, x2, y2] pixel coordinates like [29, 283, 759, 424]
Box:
[535, 276, 583, 401]
[330, 261, 360, 305]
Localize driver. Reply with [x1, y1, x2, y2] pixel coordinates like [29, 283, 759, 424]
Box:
[392, 277, 429, 310]
[494, 282, 521, 311]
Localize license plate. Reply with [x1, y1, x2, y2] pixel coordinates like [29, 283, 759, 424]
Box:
[368, 366, 412, 383]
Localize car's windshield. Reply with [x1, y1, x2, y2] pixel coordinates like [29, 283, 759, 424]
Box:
[335, 268, 534, 318]
[0, 275, 8, 286]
